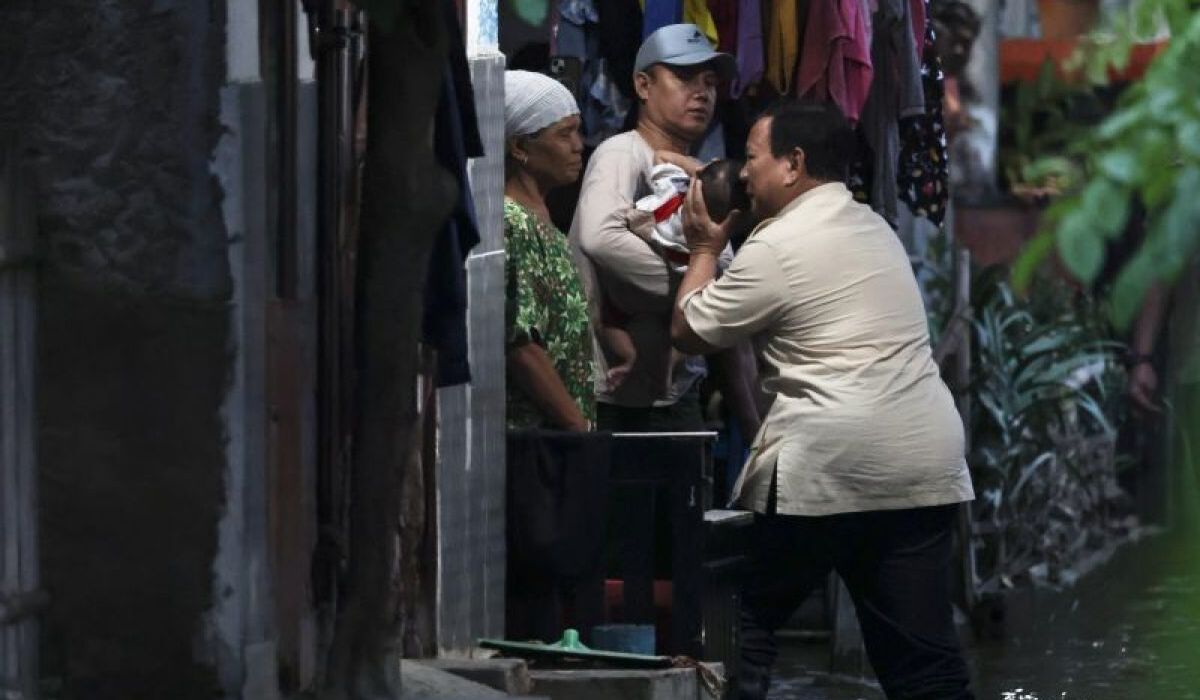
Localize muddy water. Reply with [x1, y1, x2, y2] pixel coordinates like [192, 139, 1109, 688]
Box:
[767, 533, 1200, 699]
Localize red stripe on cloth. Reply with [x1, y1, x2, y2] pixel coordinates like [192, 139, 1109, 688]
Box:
[653, 194, 686, 223]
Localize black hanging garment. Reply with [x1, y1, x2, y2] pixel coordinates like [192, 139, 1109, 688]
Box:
[423, 0, 485, 387]
[897, 0, 950, 227]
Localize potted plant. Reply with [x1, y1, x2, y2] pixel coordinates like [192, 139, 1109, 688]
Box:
[955, 61, 1102, 268]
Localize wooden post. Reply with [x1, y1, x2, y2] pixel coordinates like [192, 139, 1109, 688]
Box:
[953, 228, 979, 613]
[0, 141, 41, 699]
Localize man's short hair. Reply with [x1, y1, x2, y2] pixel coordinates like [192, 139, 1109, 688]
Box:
[761, 100, 855, 183]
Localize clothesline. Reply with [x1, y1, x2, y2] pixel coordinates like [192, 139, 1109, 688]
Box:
[530, 0, 950, 227]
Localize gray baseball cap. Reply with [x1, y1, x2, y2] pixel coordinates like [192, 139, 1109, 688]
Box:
[633, 23, 736, 81]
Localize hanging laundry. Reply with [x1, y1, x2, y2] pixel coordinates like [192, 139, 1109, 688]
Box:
[764, 0, 799, 94]
[708, 0, 738, 53]
[910, 0, 925, 60]
[897, 0, 949, 226]
[556, 0, 632, 144]
[556, 12, 589, 60]
[684, 0, 720, 45]
[639, 0, 718, 44]
[795, 0, 873, 123]
[582, 59, 633, 146]
[858, 0, 925, 227]
[732, 0, 764, 97]
[597, 0, 643, 98]
[561, 0, 600, 23]
[641, 0, 683, 38]
[424, 0, 485, 386]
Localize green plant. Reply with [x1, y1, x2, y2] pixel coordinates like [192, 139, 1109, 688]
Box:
[968, 268, 1126, 584]
[1015, 2, 1200, 327]
[999, 60, 1098, 198]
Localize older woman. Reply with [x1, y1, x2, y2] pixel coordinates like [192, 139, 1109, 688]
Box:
[503, 70, 594, 430]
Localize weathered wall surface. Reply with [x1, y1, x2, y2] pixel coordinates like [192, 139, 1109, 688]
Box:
[0, 1, 231, 696]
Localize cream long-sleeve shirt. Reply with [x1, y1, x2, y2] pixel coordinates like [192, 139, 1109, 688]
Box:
[569, 130, 706, 407]
[681, 182, 974, 516]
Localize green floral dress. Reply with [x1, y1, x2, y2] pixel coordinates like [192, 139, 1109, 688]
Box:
[504, 198, 596, 429]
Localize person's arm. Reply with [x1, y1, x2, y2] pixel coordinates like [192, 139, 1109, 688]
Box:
[1128, 283, 1169, 414]
[599, 323, 637, 390]
[507, 343, 589, 431]
[574, 145, 676, 314]
[671, 179, 787, 358]
[671, 178, 730, 354]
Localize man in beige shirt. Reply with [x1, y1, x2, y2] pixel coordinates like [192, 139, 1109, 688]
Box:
[569, 23, 735, 430]
[672, 101, 975, 699]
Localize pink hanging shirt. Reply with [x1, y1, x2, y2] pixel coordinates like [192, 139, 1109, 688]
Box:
[795, 0, 874, 124]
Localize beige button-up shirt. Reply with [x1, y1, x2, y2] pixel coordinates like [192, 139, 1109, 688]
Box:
[569, 130, 706, 407]
[682, 183, 974, 516]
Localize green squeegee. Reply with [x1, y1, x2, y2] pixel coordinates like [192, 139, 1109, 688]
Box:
[479, 629, 672, 668]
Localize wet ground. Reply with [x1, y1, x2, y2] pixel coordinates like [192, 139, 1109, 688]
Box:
[766, 533, 1200, 699]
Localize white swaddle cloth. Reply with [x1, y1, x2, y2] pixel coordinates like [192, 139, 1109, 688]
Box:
[634, 163, 734, 273]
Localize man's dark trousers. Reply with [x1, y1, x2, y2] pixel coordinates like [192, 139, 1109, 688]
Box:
[736, 504, 974, 700]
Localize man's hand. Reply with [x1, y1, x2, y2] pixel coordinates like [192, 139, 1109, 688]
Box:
[682, 177, 740, 256]
[1128, 362, 1162, 414]
[654, 150, 705, 177]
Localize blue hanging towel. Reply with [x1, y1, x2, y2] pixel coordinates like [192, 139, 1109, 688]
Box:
[642, 0, 683, 38]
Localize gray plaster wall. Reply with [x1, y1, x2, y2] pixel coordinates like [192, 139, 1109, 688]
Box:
[0, 1, 232, 696]
[437, 51, 507, 656]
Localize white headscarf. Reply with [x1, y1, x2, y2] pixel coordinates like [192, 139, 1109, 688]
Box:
[504, 70, 580, 140]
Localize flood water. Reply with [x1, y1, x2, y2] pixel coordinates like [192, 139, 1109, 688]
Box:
[766, 532, 1200, 699]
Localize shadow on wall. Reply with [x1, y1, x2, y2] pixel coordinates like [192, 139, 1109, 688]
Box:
[37, 275, 229, 699]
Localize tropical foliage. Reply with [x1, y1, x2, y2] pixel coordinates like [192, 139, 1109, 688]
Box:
[967, 269, 1129, 586]
[1014, 2, 1200, 328]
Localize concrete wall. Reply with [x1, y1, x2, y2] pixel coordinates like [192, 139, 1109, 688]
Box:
[0, 1, 241, 696]
[436, 0, 508, 656]
[436, 50, 508, 658]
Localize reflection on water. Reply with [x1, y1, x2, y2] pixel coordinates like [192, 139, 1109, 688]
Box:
[768, 534, 1200, 699]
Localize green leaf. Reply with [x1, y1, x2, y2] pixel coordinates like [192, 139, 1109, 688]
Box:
[1098, 149, 1141, 184]
[1110, 253, 1158, 329]
[1056, 212, 1105, 283]
[1096, 103, 1145, 142]
[1013, 231, 1056, 294]
[1142, 162, 1177, 208]
[1081, 179, 1131, 239]
[1180, 122, 1200, 160]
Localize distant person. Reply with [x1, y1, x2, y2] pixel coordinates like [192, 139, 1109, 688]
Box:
[672, 100, 976, 699]
[1127, 264, 1200, 532]
[502, 70, 594, 430]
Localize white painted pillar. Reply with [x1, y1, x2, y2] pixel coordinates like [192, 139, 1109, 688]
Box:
[436, 0, 509, 657]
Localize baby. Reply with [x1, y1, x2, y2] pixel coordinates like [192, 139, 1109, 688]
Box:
[601, 159, 749, 392]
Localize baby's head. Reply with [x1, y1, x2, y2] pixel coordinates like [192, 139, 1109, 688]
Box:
[699, 159, 750, 223]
